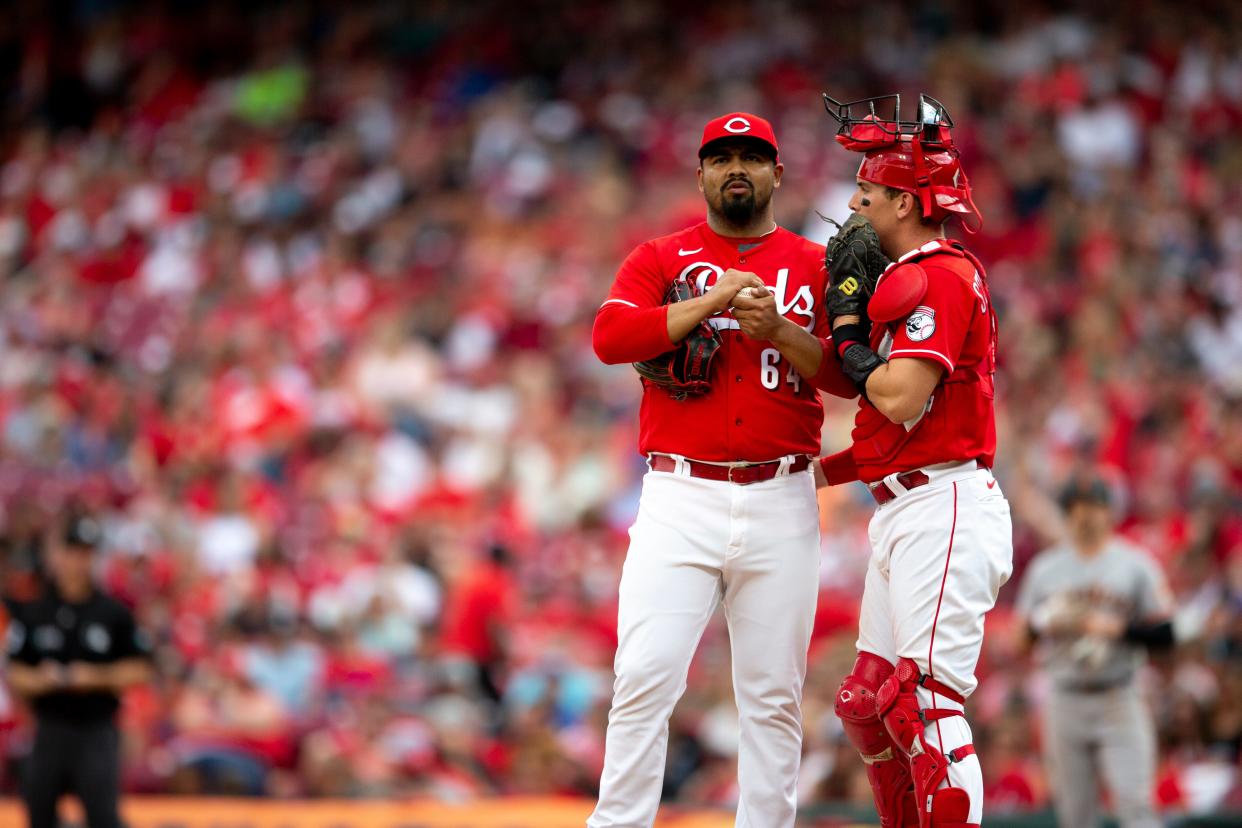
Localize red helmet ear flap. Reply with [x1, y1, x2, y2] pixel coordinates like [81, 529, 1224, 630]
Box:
[950, 167, 983, 234]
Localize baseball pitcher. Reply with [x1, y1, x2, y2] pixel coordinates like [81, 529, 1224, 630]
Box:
[814, 93, 1013, 828]
[588, 112, 856, 828]
[1016, 474, 1174, 828]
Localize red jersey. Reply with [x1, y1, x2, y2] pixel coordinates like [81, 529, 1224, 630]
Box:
[850, 239, 998, 482]
[593, 222, 854, 462]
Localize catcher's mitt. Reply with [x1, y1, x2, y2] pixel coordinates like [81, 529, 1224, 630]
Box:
[632, 279, 721, 400]
[824, 212, 890, 322]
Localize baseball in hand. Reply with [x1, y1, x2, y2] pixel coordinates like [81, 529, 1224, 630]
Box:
[733, 286, 770, 303]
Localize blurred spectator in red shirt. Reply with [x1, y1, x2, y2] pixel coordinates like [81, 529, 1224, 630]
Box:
[440, 544, 517, 704]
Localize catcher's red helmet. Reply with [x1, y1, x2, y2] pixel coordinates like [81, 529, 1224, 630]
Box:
[823, 94, 981, 233]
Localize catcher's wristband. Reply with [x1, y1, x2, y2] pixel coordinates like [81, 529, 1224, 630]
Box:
[832, 323, 868, 353]
[833, 323, 885, 397]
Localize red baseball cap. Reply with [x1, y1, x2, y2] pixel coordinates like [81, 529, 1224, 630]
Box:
[699, 112, 779, 160]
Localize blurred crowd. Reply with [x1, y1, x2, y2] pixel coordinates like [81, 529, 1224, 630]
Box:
[0, 0, 1239, 818]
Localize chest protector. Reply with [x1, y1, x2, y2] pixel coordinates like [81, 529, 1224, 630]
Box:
[852, 241, 998, 471]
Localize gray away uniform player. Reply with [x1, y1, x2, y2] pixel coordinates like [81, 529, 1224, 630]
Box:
[1015, 475, 1175, 828]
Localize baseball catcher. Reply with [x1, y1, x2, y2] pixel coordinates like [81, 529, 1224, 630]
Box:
[816, 93, 1010, 828]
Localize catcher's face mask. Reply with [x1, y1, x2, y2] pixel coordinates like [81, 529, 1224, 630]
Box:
[823, 93, 982, 233]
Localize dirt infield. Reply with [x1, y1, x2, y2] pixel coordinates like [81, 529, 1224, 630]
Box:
[0, 796, 739, 828]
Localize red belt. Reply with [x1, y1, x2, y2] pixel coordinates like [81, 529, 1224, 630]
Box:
[649, 454, 811, 485]
[868, 470, 931, 505]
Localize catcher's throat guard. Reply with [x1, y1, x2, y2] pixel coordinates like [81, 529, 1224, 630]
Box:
[822, 93, 982, 233]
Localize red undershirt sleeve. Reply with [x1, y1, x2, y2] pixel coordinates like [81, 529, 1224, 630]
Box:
[809, 335, 861, 398]
[592, 242, 675, 364]
[806, 257, 859, 398]
[819, 447, 860, 485]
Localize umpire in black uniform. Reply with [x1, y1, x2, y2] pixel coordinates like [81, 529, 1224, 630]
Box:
[4, 514, 153, 828]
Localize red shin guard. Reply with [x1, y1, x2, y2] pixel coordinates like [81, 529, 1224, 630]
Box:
[875, 658, 976, 828]
[835, 652, 919, 828]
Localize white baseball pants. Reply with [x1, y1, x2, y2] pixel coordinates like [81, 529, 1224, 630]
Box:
[588, 458, 821, 828]
[857, 461, 1014, 825]
[1042, 684, 1160, 828]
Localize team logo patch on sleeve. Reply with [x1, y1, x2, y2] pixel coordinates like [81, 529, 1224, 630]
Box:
[905, 306, 936, 341]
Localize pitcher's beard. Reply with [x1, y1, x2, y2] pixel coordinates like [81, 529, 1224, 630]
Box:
[720, 192, 757, 225]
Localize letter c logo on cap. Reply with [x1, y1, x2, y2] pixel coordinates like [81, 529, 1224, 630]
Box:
[723, 117, 751, 134]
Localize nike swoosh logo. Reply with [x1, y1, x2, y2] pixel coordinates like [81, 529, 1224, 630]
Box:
[986, 479, 997, 489]
[678, 247, 703, 256]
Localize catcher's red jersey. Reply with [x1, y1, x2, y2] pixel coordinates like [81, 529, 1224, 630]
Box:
[593, 222, 854, 462]
[850, 239, 998, 481]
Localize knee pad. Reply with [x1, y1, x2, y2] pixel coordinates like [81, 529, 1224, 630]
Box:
[835, 651, 896, 757]
[875, 659, 976, 828]
[836, 652, 918, 828]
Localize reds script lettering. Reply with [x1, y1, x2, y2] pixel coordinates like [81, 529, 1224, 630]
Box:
[681, 262, 815, 331]
[675, 264, 819, 332]
[593, 220, 856, 460]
